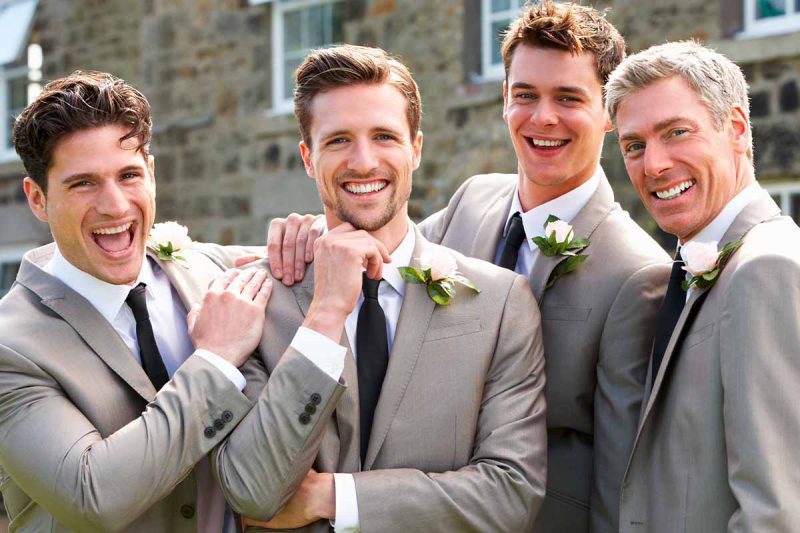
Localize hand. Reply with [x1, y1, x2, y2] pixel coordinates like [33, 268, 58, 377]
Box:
[303, 223, 391, 341]
[267, 213, 325, 285]
[241, 470, 335, 529]
[188, 268, 272, 367]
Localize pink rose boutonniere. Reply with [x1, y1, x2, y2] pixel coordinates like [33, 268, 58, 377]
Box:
[148, 221, 192, 267]
[680, 239, 743, 291]
[531, 215, 590, 290]
[398, 249, 480, 306]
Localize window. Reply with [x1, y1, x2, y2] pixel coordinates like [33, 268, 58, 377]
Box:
[258, 0, 344, 113]
[0, 244, 29, 298]
[741, 0, 800, 38]
[480, 0, 524, 80]
[765, 182, 800, 225]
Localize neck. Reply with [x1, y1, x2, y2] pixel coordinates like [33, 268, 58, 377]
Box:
[517, 165, 595, 212]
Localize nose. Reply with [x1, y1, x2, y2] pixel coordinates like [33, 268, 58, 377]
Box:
[347, 138, 380, 175]
[643, 141, 673, 178]
[529, 98, 558, 128]
[95, 180, 130, 217]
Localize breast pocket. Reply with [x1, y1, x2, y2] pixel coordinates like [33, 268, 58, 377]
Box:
[542, 305, 592, 322]
[424, 318, 483, 342]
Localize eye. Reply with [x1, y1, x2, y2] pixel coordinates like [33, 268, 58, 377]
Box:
[670, 128, 688, 137]
[121, 172, 140, 181]
[515, 92, 536, 101]
[375, 133, 397, 141]
[624, 142, 645, 154]
[326, 137, 348, 146]
[558, 95, 581, 103]
[69, 180, 93, 189]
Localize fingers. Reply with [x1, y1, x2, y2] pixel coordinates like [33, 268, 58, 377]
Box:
[187, 303, 200, 332]
[281, 216, 300, 285]
[267, 217, 287, 279]
[241, 270, 269, 301]
[209, 268, 240, 293]
[233, 255, 263, 267]
[227, 268, 257, 294]
[306, 216, 325, 263]
[253, 277, 273, 308]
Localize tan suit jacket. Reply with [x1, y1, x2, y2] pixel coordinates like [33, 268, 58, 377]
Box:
[0, 243, 342, 532]
[219, 227, 547, 532]
[420, 173, 670, 533]
[620, 191, 800, 532]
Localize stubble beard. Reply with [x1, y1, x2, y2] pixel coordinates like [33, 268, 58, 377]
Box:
[324, 169, 410, 232]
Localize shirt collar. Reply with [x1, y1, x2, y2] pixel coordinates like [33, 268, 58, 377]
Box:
[44, 247, 154, 323]
[504, 166, 602, 251]
[685, 182, 762, 248]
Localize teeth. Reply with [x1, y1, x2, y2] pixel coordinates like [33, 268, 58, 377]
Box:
[655, 180, 695, 200]
[92, 222, 132, 235]
[344, 182, 387, 195]
[530, 138, 567, 147]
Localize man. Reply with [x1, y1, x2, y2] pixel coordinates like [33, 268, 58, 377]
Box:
[0, 71, 345, 531]
[268, 3, 669, 531]
[606, 41, 800, 532]
[217, 44, 547, 532]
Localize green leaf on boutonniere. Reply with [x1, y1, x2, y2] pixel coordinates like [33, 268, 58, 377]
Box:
[545, 254, 589, 291]
[398, 266, 427, 284]
[452, 274, 480, 293]
[427, 279, 456, 306]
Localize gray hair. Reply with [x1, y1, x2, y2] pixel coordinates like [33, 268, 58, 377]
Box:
[605, 41, 752, 158]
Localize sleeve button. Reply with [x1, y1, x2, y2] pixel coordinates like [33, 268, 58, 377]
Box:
[304, 403, 317, 415]
[204, 427, 217, 438]
[180, 504, 195, 519]
[213, 418, 225, 430]
[310, 393, 322, 405]
[298, 412, 311, 425]
[222, 410, 234, 422]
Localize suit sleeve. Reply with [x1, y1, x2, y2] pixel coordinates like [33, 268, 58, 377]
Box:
[352, 275, 547, 532]
[192, 243, 266, 270]
[592, 261, 669, 532]
[212, 346, 346, 520]
[0, 352, 252, 531]
[417, 176, 473, 244]
[721, 254, 800, 532]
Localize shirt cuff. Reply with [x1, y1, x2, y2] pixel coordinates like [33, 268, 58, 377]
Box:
[332, 473, 360, 532]
[290, 326, 346, 381]
[194, 349, 246, 391]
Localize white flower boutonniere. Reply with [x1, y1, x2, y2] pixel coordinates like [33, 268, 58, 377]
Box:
[148, 221, 192, 266]
[398, 249, 480, 306]
[680, 239, 743, 291]
[531, 215, 590, 290]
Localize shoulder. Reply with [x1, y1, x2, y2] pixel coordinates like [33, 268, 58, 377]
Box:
[725, 216, 800, 285]
[455, 173, 517, 205]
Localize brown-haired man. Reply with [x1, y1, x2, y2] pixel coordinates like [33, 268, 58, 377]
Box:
[217, 44, 547, 532]
[268, 3, 669, 532]
[0, 71, 346, 531]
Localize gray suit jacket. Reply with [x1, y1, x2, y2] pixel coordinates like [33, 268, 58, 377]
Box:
[619, 191, 800, 533]
[219, 227, 547, 532]
[0, 243, 341, 532]
[420, 173, 670, 533]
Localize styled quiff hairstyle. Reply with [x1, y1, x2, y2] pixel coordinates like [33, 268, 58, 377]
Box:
[501, 0, 626, 86]
[605, 40, 753, 160]
[13, 70, 152, 193]
[294, 44, 422, 147]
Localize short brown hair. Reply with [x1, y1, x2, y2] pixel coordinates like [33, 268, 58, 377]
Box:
[293, 44, 422, 147]
[13, 70, 152, 193]
[501, 1, 625, 86]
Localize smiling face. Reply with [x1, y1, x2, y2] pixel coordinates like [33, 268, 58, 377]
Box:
[24, 124, 156, 285]
[503, 45, 612, 209]
[299, 82, 422, 245]
[615, 76, 752, 242]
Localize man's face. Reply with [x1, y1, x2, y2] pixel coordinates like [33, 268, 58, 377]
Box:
[616, 76, 751, 242]
[503, 45, 611, 205]
[24, 124, 156, 285]
[299, 82, 422, 233]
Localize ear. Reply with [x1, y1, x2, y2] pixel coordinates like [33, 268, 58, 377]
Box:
[729, 106, 750, 156]
[299, 141, 315, 179]
[602, 108, 613, 133]
[23, 177, 48, 222]
[411, 130, 423, 170]
[502, 80, 509, 124]
[147, 154, 156, 183]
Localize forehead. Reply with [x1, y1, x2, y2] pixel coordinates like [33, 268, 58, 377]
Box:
[615, 76, 708, 135]
[508, 44, 603, 90]
[307, 83, 410, 138]
[48, 125, 148, 181]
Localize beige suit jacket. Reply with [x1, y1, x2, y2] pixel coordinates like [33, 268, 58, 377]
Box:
[0, 243, 342, 532]
[420, 173, 670, 533]
[219, 227, 547, 532]
[619, 191, 800, 532]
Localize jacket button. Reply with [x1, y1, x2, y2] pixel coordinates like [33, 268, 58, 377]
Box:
[305, 403, 317, 415]
[222, 410, 234, 422]
[204, 426, 216, 438]
[299, 412, 311, 425]
[310, 393, 322, 405]
[180, 504, 195, 519]
[213, 418, 225, 430]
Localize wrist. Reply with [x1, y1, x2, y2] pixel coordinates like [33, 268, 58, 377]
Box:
[303, 303, 347, 342]
[312, 472, 336, 521]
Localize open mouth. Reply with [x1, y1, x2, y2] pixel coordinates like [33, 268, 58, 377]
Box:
[342, 180, 388, 196]
[653, 179, 696, 200]
[527, 137, 570, 150]
[91, 221, 136, 254]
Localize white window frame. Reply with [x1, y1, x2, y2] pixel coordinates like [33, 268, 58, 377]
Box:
[480, 0, 524, 81]
[0, 63, 27, 161]
[739, 0, 800, 38]
[764, 181, 800, 220]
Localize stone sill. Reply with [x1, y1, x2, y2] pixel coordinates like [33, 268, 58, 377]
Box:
[709, 32, 800, 64]
[446, 79, 503, 111]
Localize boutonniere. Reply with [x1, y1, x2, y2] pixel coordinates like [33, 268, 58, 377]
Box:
[147, 221, 192, 267]
[680, 240, 743, 291]
[398, 249, 480, 306]
[531, 215, 590, 290]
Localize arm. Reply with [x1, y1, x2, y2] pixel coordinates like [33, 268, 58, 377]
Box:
[353, 274, 547, 532]
[592, 261, 669, 532]
[722, 254, 800, 531]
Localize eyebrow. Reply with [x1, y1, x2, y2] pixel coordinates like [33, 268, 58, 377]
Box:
[618, 116, 697, 143]
[509, 82, 591, 96]
[60, 165, 145, 185]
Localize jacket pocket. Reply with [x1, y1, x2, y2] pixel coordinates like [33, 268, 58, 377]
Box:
[542, 305, 591, 322]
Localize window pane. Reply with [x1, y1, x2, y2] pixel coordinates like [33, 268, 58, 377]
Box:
[492, 0, 511, 12]
[284, 57, 302, 100]
[791, 193, 800, 225]
[756, 0, 786, 19]
[491, 19, 510, 65]
[9, 76, 27, 109]
[284, 10, 303, 53]
[0, 262, 20, 297]
[770, 194, 783, 208]
[331, 1, 344, 43]
[306, 5, 328, 49]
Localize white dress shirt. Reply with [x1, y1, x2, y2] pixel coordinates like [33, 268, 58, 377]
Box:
[494, 167, 601, 276]
[681, 182, 762, 300]
[291, 221, 415, 533]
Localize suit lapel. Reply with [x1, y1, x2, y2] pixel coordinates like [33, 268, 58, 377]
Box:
[364, 229, 436, 469]
[470, 182, 514, 262]
[529, 174, 614, 302]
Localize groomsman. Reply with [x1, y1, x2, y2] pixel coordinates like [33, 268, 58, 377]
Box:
[607, 41, 800, 532]
[217, 44, 547, 532]
[0, 71, 344, 531]
[267, 3, 669, 531]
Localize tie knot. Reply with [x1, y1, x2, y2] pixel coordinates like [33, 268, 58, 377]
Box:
[362, 274, 381, 300]
[506, 212, 526, 248]
[125, 282, 149, 322]
[671, 249, 686, 280]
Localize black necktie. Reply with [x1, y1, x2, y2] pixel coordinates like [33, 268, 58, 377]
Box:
[356, 274, 389, 466]
[498, 212, 526, 271]
[125, 283, 170, 390]
[650, 251, 686, 386]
